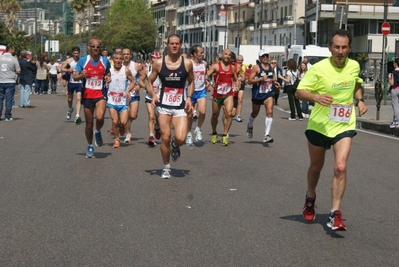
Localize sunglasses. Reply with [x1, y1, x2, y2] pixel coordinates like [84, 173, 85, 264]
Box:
[90, 45, 101, 49]
[260, 54, 269, 58]
[271, 62, 277, 64]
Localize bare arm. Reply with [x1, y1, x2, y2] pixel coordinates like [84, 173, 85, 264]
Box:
[137, 66, 147, 88]
[247, 65, 261, 85]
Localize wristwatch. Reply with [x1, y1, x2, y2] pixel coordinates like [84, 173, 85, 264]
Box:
[355, 98, 364, 106]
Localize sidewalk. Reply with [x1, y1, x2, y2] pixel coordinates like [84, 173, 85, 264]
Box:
[357, 84, 399, 137]
[276, 83, 399, 137]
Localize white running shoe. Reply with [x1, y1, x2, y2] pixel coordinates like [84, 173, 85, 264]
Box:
[194, 127, 202, 141]
[186, 132, 193, 146]
[161, 165, 171, 179]
[124, 133, 132, 143]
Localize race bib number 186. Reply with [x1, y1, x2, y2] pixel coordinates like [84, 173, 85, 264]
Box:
[329, 104, 352, 123]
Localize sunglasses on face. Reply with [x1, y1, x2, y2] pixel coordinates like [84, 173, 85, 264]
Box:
[271, 62, 277, 64]
[260, 54, 269, 58]
[91, 46, 101, 49]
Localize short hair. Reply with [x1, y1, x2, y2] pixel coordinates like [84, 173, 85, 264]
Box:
[167, 34, 182, 44]
[6, 45, 14, 52]
[329, 29, 352, 47]
[21, 51, 28, 58]
[190, 45, 202, 56]
[114, 46, 123, 52]
[113, 51, 123, 58]
[72, 46, 80, 53]
[394, 58, 399, 66]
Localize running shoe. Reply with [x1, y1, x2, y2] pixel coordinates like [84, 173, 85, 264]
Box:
[246, 124, 253, 139]
[235, 115, 243, 122]
[113, 138, 120, 148]
[5, 118, 13, 121]
[327, 210, 347, 231]
[211, 134, 218, 144]
[124, 133, 132, 143]
[66, 107, 74, 120]
[303, 195, 317, 222]
[288, 117, 296, 121]
[389, 121, 398, 129]
[148, 136, 156, 147]
[108, 128, 114, 135]
[155, 126, 161, 140]
[194, 127, 202, 142]
[74, 117, 81, 124]
[94, 131, 103, 147]
[86, 145, 94, 158]
[171, 139, 180, 162]
[186, 132, 193, 146]
[263, 135, 274, 143]
[161, 165, 171, 179]
[221, 135, 229, 146]
[193, 110, 198, 120]
[119, 126, 125, 137]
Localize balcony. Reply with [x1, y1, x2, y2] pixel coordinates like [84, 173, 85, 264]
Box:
[262, 23, 269, 29]
[166, 4, 176, 11]
[247, 24, 254, 31]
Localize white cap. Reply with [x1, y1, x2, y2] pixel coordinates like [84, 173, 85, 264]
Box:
[258, 49, 269, 57]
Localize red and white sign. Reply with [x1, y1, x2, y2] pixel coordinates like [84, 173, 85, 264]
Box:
[381, 22, 391, 36]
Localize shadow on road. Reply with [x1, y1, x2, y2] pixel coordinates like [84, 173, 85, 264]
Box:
[145, 168, 191, 178]
[279, 214, 346, 238]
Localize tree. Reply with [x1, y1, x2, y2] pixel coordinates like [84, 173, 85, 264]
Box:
[102, 0, 157, 54]
[0, 22, 32, 54]
[70, 0, 96, 42]
[356, 52, 369, 71]
[0, 0, 21, 36]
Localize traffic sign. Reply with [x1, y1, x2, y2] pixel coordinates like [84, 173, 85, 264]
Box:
[381, 22, 390, 36]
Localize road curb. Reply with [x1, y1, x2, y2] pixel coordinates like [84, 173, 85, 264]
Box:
[356, 119, 399, 137]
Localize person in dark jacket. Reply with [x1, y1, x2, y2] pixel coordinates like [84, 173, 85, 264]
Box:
[271, 59, 283, 105]
[18, 52, 37, 107]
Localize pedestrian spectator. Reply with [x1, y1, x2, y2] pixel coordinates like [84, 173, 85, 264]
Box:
[18, 51, 37, 108]
[298, 61, 310, 117]
[48, 57, 59, 94]
[271, 59, 283, 105]
[388, 58, 399, 128]
[279, 59, 303, 120]
[295, 29, 367, 231]
[0, 45, 20, 121]
[35, 56, 48, 95]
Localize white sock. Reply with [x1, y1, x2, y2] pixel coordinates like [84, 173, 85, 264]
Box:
[265, 117, 273, 136]
[248, 115, 255, 128]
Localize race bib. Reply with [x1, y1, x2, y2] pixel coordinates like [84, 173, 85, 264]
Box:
[108, 91, 125, 105]
[86, 78, 103, 90]
[329, 104, 352, 123]
[162, 87, 183, 106]
[259, 80, 272, 93]
[216, 83, 232, 95]
[194, 71, 204, 82]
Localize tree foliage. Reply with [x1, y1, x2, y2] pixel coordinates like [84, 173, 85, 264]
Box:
[0, 0, 21, 36]
[0, 22, 33, 54]
[96, 0, 157, 54]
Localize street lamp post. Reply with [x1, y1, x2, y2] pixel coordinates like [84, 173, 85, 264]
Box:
[237, 0, 241, 55]
[260, 0, 264, 49]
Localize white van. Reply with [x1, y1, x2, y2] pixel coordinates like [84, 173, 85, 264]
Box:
[287, 45, 331, 66]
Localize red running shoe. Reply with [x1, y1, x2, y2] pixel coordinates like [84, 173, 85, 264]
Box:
[327, 210, 346, 231]
[148, 136, 156, 147]
[303, 196, 316, 222]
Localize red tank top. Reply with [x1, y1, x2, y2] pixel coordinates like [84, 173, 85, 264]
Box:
[213, 62, 234, 98]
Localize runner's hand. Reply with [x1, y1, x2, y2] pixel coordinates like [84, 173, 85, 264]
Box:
[315, 94, 333, 106]
[358, 101, 367, 115]
[151, 95, 159, 109]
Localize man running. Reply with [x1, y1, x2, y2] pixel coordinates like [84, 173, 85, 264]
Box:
[107, 51, 136, 148]
[185, 45, 211, 146]
[235, 54, 246, 122]
[146, 34, 194, 179]
[122, 48, 147, 143]
[206, 48, 239, 146]
[73, 38, 111, 158]
[145, 52, 162, 147]
[296, 29, 367, 231]
[246, 49, 279, 143]
[62, 46, 83, 124]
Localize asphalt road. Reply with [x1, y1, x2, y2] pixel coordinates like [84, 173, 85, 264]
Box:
[1, 87, 398, 267]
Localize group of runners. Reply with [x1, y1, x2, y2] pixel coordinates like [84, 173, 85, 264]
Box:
[62, 29, 367, 232]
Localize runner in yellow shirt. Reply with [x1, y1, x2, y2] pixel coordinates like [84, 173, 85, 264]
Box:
[295, 29, 367, 231]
